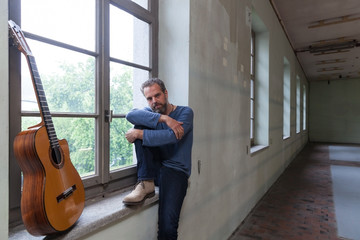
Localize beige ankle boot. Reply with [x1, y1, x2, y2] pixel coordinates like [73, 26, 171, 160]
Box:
[123, 180, 155, 205]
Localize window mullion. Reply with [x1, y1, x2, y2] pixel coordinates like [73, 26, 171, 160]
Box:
[98, 0, 111, 185]
[150, 0, 158, 76]
[8, 0, 23, 224]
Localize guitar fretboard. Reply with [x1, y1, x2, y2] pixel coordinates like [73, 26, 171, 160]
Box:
[27, 55, 60, 150]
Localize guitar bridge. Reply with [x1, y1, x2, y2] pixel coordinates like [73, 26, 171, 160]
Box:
[57, 185, 77, 203]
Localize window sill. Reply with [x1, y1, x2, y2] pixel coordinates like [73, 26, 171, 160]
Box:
[250, 144, 268, 155]
[9, 187, 159, 240]
[283, 135, 290, 140]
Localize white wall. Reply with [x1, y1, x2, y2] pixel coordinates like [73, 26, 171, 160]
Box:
[0, 1, 9, 239]
[309, 78, 360, 144]
[158, 0, 190, 106]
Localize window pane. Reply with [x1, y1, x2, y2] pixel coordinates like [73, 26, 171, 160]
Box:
[250, 100, 254, 118]
[250, 37, 254, 55]
[110, 62, 148, 115]
[283, 58, 291, 137]
[110, 118, 136, 171]
[296, 76, 301, 133]
[21, 116, 41, 131]
[303, 85, 306, 130]
[250, 79, 254, 99]
[132, 0, 148, 10]
[53, 117, 95, 177]
[250, 119, 253, 139]
[110, 5, 150, 67]
[21, 39, 96, 113]
[250, 56, 254, 75]
[21, 0, 96, 51]
[20, 117, 95, 177]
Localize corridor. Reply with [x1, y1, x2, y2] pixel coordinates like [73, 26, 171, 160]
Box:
[229, 143, 360, 240]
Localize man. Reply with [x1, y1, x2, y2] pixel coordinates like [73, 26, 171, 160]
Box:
[123, 78, 194, 239]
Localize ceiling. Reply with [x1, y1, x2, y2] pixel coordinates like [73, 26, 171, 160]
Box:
[270, 0, 360, 82]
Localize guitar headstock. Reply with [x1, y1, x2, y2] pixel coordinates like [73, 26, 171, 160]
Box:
[8, 20, 32, 56]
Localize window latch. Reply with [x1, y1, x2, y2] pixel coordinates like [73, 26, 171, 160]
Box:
[105, 110, 113, 123]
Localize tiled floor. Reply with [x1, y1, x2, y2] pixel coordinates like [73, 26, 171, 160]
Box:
[228, 143, 346, 240]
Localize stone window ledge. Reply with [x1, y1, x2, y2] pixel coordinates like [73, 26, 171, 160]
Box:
[9, 187, 159, 240]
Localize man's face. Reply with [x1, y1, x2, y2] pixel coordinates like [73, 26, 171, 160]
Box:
[143, 84, 168, 114]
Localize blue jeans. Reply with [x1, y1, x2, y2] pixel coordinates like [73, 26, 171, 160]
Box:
[134, 138, 188, 240]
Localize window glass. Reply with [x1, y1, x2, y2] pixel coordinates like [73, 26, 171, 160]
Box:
[250, 31, 255, 143]
[110, 62, 148, 114]
[250, 119, 253, 140]
[250, 97, 254, 119]
[52, 117, 96, 177]
[250, 11, 269, 147]
[296, 76, 301, 133]
[21, 116, 41, 131]
[110, 5, 150, 67]
[110, 118, 135, 171]
[132, 0, 148, 9]
[21, 117, 96, 177]
[109, 62, 148, 171]
[303, 85, 306, 130]
[21, 0, 96, 51]
[250, 79, 254, 99]
[283, 57, 290, 138]
[21, 39, 95, 113]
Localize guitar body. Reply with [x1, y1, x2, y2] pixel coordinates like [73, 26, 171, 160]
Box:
[14, 125, 85, 236]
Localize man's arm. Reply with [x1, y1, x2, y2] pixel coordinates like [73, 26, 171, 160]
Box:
[141, 107, 193, 147]
[125, 128, 143, 143]
[126, 108, 160, 129]
[125, 114, 184, 143]
[159, 115, 184, 139]
[126, 108, 185, 140]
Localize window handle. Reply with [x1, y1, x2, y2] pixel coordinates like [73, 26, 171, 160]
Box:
[105, 109, 113, 123]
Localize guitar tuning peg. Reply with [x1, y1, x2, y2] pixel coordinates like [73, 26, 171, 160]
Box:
[8, 36, 17, 48]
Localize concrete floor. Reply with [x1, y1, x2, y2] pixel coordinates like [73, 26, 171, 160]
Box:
[330, 144, 360, 240]
[229, 143, 360, 240]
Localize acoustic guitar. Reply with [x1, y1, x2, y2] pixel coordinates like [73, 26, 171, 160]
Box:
[9, 20, 85, 236]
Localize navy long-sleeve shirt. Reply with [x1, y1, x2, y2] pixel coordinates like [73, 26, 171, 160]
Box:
[126, 106, 194, 177]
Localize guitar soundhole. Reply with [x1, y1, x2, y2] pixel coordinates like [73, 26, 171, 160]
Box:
[51, 147, 63, 167]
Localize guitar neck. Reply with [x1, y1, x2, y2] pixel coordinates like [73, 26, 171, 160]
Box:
[27, 55, 60, 149]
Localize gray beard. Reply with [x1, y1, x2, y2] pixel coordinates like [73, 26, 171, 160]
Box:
[152, 102, 168, 114]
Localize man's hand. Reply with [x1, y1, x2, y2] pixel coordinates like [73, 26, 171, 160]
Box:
[159, 115, 184, 140]
[125, 128, 143, 143]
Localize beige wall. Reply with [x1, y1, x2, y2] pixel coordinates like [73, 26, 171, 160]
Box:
[0, 0, 9, 239]
[182, 0, 307, 239]
[309, 78, 360, 144]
